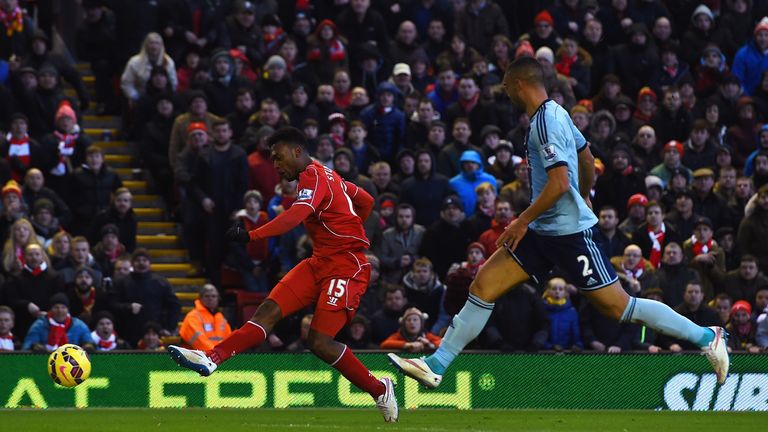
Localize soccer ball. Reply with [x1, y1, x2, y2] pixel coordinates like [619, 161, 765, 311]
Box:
[48, 344, 91, 387]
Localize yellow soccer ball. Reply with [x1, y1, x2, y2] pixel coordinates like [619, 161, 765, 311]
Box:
[47, 344, 91, 387]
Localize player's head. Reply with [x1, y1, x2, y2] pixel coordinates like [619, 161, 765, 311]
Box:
[268, 127, 310, 181]
[503, 56, 545, 108]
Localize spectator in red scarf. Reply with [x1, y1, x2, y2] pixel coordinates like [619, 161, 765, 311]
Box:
[92, 224, 125, 278]
[39, 101, 92, 199]
[22, 292, 93, 352]
[0, 0, 34, 59]
[444, 75, 497, 146]
[443, 242, 487, 315]
[555, 35, 592, 100]
[0, 113, 44, 182]
[5, 243, 63, 340]
[90, 310, 129, 351]
[307, 19, 348, 84]
[257, 14, 286, 60]
[631, 201, 680, 268]
[65, 266, 107, 326]
[683, 216, 725, 300]
[610, 244, 658, 296]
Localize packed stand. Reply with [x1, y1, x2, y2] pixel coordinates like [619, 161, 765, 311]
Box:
[0, 0, 767, 354]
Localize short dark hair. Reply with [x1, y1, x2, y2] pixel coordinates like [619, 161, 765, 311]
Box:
[741, 254, 758, 264]
[505, 56, 544, 86]
[260, 98, 279, 108]
[236, 87, 254, 98]
[212, 118, 230, 129]
[646, 200, 663, 211]
[598, 205, 618, 215]
[384, 284, 406, 297]
[268, 127, 307, 149]
[405, 90, 422, 101]
[396, 203, 415, 215]
[714, 293, 732, 303]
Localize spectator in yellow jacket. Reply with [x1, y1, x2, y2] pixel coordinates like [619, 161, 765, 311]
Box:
[179, 284, 232, 350]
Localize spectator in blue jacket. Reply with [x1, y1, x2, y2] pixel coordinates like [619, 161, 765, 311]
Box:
[733, 18, 768, 95]
[448, 150, 497, 215]
[543, 277, 583, 351]
[360, 81, 405, 162]
[22, 293, 94, 352]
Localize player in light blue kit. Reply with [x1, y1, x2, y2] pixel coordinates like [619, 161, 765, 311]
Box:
[388, 56, 729, 387]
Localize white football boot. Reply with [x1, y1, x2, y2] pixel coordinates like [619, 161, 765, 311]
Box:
[387, 353, 442, 389]
[701, 326, 730, 385]
[167, 345, 218, 377]
[374, 377, 398, 422]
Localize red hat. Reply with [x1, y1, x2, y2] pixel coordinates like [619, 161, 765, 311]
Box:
[467, 242, 486, 257]
[380, 199, 396, 209]
[534, 10, 554, 27]
[577, 99, 594, 113]
[637, 86, 657, 103]
[187, 122, 208, 136]
[755, 17, 768, 36]
[1, 180, 21, 198]
[731, 300, 752, 316]
[664, 140, 684, 157]
[514, 40, 535, 59]
[55, 100, 77, 124]
[627, 193, 649, 209]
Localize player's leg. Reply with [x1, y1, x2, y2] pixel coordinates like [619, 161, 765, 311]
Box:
[389, 244, 535, 387]
[310, 259, 397, 422]
[572, 226, 729, 383]
[168, 260, 317, 374]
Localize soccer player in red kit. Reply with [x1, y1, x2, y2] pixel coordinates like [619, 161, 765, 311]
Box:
[168, 127, 398, 422]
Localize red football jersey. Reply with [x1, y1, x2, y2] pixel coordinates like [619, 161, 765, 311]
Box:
[293, 161, 370, 257]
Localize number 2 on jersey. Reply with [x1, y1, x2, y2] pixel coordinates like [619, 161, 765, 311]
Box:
[576, 255, 593, 277]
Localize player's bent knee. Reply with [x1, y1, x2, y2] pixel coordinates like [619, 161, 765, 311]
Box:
[306, 330, 335, 360]
[468, 280, 496, 303]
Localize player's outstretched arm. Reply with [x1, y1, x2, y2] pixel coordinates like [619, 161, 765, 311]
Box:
[227, 203, 314, 243]
[577, 143, 595, 205]
[345, 180, 374, 221]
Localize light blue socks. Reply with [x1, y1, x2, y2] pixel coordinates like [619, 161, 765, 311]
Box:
[425, 293, 495, 374]
[621, 296, 714, 348]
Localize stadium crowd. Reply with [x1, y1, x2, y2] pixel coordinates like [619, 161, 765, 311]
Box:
[0, 0, 767, 355]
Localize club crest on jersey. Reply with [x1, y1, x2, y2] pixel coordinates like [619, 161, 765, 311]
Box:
[542, 144, 557, 161]
[297, 188, 313, 201]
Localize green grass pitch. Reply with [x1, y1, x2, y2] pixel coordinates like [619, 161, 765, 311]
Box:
[2, 408, 762, 431]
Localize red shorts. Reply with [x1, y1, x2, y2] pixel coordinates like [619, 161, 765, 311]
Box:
[267, 250, 371, 337]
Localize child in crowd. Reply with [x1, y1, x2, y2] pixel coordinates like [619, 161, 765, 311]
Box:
[543, 277, 583, 351]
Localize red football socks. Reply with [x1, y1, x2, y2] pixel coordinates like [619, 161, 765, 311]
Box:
[207, 321, 267, 364]
[331, 346, 385, 398]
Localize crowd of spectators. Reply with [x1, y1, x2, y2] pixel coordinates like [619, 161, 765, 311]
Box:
[1, 0, 768, 354]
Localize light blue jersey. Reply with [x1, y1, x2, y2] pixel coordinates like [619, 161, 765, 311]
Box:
[526, 99, 597, 235]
